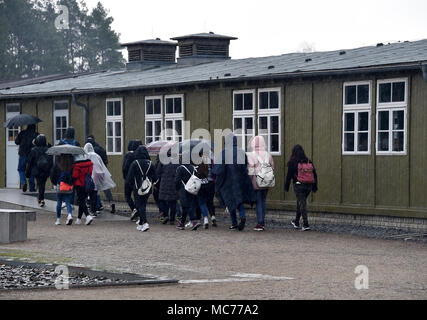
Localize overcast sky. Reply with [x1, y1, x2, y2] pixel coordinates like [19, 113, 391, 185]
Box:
[85, 0, 427, 59]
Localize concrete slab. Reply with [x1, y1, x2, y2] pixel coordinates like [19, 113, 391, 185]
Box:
[0, 209, 36, 243]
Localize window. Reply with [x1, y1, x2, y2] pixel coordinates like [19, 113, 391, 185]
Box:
[53, 101, 69, 144]
[106, 98, 123, 155]
[164, 94, 184, 142]
[233, 90, 255, 151]
[145, 96, 162, 144]
[258, 88, 281, 154]
[6, 104, 20, 143]
[342, 82, 371, 154]
[376, 79, 407, 155]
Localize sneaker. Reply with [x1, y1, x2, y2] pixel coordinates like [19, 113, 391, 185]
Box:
[238, 218, 246, 231]
[98, 206, 104, 211]
[140, 223, 149, 232]
[85, 215, 94, 225]
[110, 204, 116, 214]
[229, 225, 238, 230]
[66, 215, 73, 226]
[211, 216, 217, 227]
[135, 219, 140, 225]
[253, 224, 264, 231]
[191, 221, 201, 231]
[90, 212, 98, 217]
[61, 202, 66, 209]
[136, 224, 143, 231]
[291, 220, 301, 229]
[130, 209, 138, 221]
[203, 217, 209, 229]
[55, 219, 61, 225]
[40, 200, 45, 207]
[301, 226, 311, 231]
[176, 224, 185, 230]
[162, 217, 169, 225]
[22, 184, 27, 192]
[75, 219, 82, 225]
[185, 221, 192, 229]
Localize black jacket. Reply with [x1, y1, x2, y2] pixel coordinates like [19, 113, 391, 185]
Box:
[25, 135, 52, 178]
[58, 127, 80, 146]
[86, 137, 108, 166]
[175, 163, 197, 208]
[122, 140, 142, 179]
[125, 146, 157, 196]
[285, 159, 318, 192]
[157, 162, 179, 201]
[15, 124, 39, 156]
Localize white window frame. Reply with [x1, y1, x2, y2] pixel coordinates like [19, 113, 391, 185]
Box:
[53, 100, 69, 145]
[5, 103, 21, 146]
[145, 96, 163, 144]
[106, 98, 123, 155]
[258, 88, 281, 155]
[164, 94, 184, 142]
[342, 81, 372, 155]
[376, 78, 408, 155]
[233, 90, 255, 151]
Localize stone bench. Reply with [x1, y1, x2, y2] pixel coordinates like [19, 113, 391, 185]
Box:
[0, 209, 36, 244]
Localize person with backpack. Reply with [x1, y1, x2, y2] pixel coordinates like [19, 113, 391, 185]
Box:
[247, 136, 275, 231]
[285, 144, 318, 231]
[196, 151, 214, 229]
[175, 152, 202, 231]
[125, 145, 157, 232]
[72, 154, 94, 226]
[15, 124, 39, 192]
[122, 140, 142, 220]
[84, 143, 115, 216]
[212, 133, 256, 231]
[50, 154, 74, 226]
[25, 134, 53, 207]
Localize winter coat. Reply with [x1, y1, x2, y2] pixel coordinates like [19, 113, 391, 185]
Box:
[59, 127, 80, 146]
[25, 135, 52, 179]
[212, 133, 256, 212]
[175, 163, 197, 208]
[247, 136, 275, 190]
[125, 146, 157, 196]
[86, 137, 108, 166]
[84, 143, 116, 191]
[157, 161, 179, 201]
[72, 159, 93, 187]
[285, 159, 318, 193]
[15, 124, 39, 156]
[122, 140, 142, 179]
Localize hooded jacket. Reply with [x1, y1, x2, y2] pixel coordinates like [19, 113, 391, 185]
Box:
[84, 143, 116, 191]
[174, 154, 198, 208]
[122, 140, 142, 179]
[247, 136, 275, 190]
[15, 124, 39, 156]
[25, 134, 52, 178]
[86, 136, 108, 165]
[157, 151, 179, 201]
[72, 156, 93, 187]
[59, 127, 80, 146]
[125, 146, 157, 195]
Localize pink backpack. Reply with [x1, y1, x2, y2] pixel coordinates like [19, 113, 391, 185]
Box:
[297, 161, 315, 184]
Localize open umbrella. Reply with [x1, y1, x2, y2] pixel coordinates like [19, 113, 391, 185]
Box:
[46, 145, 85, 156]
[145, 140, 177, 156]
[178, 139, 214, 154]
[3, 114, 42, 128]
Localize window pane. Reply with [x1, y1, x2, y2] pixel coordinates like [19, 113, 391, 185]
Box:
[378, 111, 389, 130]
[107, 138, 113, 152]
[271, 134, 279, 152]
[146, 137, 153, 144]
[357, 133, 368, 152]
[114, 101, 121, 116]
[234, 94, 243, 111]
[155, 121, 162, 136]
[146, 100, 153, 115]
[392, 132, 404, 152]
[62, 129, 67, 139]
[345, 86, 357, 105]
[174, 98, 182, 114]
[146, 121, 153, 136]
[107, 122, 113, 136]
[259, 92, 268, 109]
[393, 110, 404, 130]
[115, 138, 121, 152]
[6, 104, 20, 112]
[357, 85, 369, 104]
[270, 91, 279, 109]
[107, 102, 114, 116]
[166, 99, 173, 113]
[61, 117, 67, 128]
[392, 82, 405, 102]
[378, 132, 389, 151]
[154, 99, 161, 114]
[243, 93, 253, 110]
[358, 112, 369, 131]
[245, 117, 253, 130]
[56, 129, 61, 140]
[379, 83, 391, 103]
[271, 116, 279, 134]
[344, 133, 354, 152]
[166, 120, 173, 129]
[56, 117, 61, 128]
[115, 122, 121, 137]
[175, 120, 182, 135]
[259, 117, 268, 130]
[344, 113, 355, 131]
[234, 118, 242, 130]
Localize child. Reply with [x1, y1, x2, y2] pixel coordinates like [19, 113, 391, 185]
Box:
[72, 154, 94, 225]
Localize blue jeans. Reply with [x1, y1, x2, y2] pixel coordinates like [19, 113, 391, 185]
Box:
[255, 189, 268, 225]
[229, 203, 245, 226]
[197, 196, 209, 219]
[96, 189, 113, 208]
[56, 192, 72, 218]
[18, 156, 35, 190]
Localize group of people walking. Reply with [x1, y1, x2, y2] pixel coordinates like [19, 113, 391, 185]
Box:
[16, 125, 318, 232]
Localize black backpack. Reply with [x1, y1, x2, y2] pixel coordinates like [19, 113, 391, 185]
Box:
[36, 153, 53, 174]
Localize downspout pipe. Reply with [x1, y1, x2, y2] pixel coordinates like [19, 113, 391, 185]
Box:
[71, 89, 89, 142]
[422, 63, 427, 82]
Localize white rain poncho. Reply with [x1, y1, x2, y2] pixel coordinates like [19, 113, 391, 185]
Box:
[84, 143, 116, 191]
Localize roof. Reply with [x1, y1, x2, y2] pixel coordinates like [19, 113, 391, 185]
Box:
[1, 39, 427, 99]
[170, 32, 238, 41]
[121, 39, 177, 47]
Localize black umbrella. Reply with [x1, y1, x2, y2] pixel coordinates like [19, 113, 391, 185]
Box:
[46, 145, 85, 156]
[3, 114, 42, 128]
[178, 139, 214, 154]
